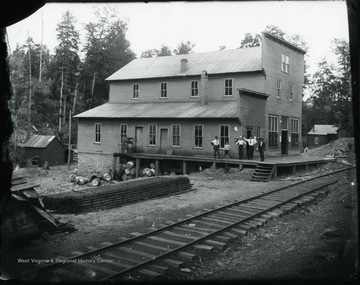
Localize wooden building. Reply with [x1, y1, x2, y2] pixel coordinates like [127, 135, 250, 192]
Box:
[306, 124, 338, 147]
[22, 135, 65, 167]
[75, 32, 305, 173]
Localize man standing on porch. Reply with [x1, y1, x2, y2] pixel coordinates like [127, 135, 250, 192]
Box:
[244, 136, 257, 160]
[211, 136, 220, 159]
[258, 138, 266, 161]
[236, 136, 246, 159]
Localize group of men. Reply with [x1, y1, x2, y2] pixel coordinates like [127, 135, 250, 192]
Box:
[211, 136, 266, 161]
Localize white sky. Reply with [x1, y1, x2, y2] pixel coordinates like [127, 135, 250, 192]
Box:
[6, 1, 349, 75]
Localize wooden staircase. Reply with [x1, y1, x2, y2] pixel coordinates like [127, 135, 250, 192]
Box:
[251, 163, 275, 182]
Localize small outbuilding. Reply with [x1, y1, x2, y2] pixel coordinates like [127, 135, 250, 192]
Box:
[306, 125, 338, 147]
[22, 135, 65, 167]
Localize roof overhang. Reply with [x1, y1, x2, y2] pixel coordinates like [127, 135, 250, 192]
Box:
[262, 32, 307, 54]
[238, 88, 269, 99]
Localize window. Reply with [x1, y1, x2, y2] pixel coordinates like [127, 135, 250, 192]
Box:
[220, 125, 230, 148]
[291, 118, 299, 147]
[268, 116, 278, 147]
[314, 136, 319, 145]
[133, 84, 139, 99]
[289, 83, 294, 101]
[224, 79, 233, 96]
[194, 125, 203, 148]
[281, 54, 290, 73]
[160, 82, 167, 98]
[172, 124, 181, 147]
[149, 124, 157, 146]
[277, 80, 281, 98]
[94, 123, 101, 144]
[256, 126, 261, 138]
[120, 124, 127, 143]
[191, 81, 199, 97]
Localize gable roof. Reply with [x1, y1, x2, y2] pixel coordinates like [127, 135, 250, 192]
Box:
[23, 135, 62, 148]
[106, 47, 262, 81]
[308, 125, 338, 135]
[74, 102, 238, 119]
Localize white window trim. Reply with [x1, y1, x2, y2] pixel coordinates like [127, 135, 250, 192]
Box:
[224, 78, 233, 96]
[94, 123, 101, 144]
[160, 82, 168, 99]
[172, 124, 181, 147]
[276, 80, 281, 99]
[148, 124, 157, 146]
[133, 83, 140, 99]
[191, 80, 199, 97]
[194, 125, 204, 149]
[281, 54, 290, 73]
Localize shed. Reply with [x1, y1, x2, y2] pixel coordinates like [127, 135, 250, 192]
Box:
[306, 125, 338, 147]
[22, 135, 65, 167]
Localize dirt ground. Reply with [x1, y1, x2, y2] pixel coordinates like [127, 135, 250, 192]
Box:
[2, 138, 358, 282]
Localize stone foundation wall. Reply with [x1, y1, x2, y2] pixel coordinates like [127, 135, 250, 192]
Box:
[77, 152, 113, 175]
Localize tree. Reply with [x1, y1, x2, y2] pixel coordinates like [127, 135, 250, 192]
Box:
[52, 10, 81, 133]
[140, 45, 172, 58]
[239, 33, 261, 48]
[173, 41, 195, 55]
[265, 25, 286, 39]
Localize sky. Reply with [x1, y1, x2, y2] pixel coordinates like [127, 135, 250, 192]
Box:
[6, 1, 349, 76]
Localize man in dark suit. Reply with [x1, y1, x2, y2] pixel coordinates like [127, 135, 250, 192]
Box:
[258, 138, 266, 161]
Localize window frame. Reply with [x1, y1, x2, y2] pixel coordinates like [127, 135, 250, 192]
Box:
[268, 115, 278, 147]
[172, 124, 181, 147]
[148, 124, 157, 146]
[191, 80, 199, 97]
[160, 82, 168, 99]
[219, 125, 230, 149]
[94, 123, 101, 144]
[281, 54, 290, 73]
[133, 83, 140, 99]
[290, 118, 299, 147]
[194, 125, 204, 148]
[224, 78, 233, 96]
[289, 83, 294, 101]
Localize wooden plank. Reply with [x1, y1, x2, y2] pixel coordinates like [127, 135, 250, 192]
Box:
[148, 236, 186, 246]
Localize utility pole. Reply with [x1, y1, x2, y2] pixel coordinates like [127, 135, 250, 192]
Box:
[26, 34, 32, 141]
[67, 110, 72, 171]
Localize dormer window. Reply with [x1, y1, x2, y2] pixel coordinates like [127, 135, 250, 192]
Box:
[281, 54, 290, 73]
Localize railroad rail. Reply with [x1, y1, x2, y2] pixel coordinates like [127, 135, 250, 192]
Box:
[29, 167, 355, 282]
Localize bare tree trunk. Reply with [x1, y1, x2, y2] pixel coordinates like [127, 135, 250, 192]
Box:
[67, 110, 72, 171]
[58, 69, 63, 133]
[26, 41, 32, 141]
[63, 75, 68, 124]
[72, 82, 78, 114]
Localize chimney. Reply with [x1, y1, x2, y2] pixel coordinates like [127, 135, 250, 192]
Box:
[199, 70, 208, 106]
[180, 58, 188, 73]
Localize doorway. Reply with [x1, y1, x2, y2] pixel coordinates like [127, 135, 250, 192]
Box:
[160, 128, 169, 153]
[281, 130, 288, 155]
[135, 127, 143, 152]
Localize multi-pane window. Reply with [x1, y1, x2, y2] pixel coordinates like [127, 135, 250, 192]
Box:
[172, 124, 181, 147]
[133, 84, 139, 99]
[191, 81, 199, 97]
[289, 83, 294, 101]
[268, 116, 278, 147]
[194, 125, 203, 148]
[281, 54, 290, 73]
[291, 118, 299, 147]
[224, 79, 233, 96]
[220, 125, 230, 148]
[314, 137, 319, 145]
[94, 123, 101, 143]
[277, 80, 281, 98]
[160, 82, 168, 98]
[149, 124, 157, 145]
[120, 124, 127, 143]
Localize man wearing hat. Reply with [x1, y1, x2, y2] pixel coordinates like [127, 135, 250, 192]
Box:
[258, 138, 266, 161]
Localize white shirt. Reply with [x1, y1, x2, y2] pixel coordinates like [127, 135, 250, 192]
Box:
[236, 139, 246, 146]
[211, 139, 220, 146]
[244, 138, 257, 146]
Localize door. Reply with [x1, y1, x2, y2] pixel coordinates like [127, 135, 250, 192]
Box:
[160, 128, 169, 153]
[135, 127, 143, 152]
[281, 130, 288, 155]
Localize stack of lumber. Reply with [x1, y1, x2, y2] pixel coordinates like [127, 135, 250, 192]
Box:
[42, 176, 192, 213]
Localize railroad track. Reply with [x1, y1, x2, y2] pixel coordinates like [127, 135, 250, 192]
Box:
[29, 167, 354, 282]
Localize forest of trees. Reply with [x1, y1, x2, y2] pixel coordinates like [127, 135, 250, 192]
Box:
[7, 12, 353, 164]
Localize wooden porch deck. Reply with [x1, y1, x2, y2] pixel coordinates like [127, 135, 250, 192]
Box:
[112, 152, 336, 179]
